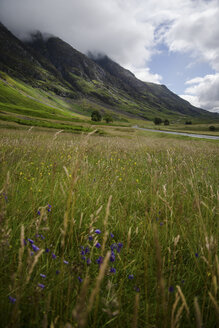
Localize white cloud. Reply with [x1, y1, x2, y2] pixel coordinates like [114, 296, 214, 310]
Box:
[181, 73, 219, 112]
[127, 66, 162, 84]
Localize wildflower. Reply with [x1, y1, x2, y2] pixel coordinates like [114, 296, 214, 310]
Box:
[195, 253, 199, 258]
[56, 270, 60, 275]
[23, 239, 27, 246]
[85, 247, 90, 254]
[96, 256, 104, 264]
[78, 277, 83, 283]
[128, 274, 134, 280]
[32, 244, 40, 252]
[87, 258, 91, 265]
[8, 296, 16, 303]
[45, 248, 50, 253]
[95, 242, 101, 249]
[110, 267, 116, 273]
[63, 260, 69, 264]
[169, 286, 174, 293]
[40, 274, 46, 278]
[110, 253, 116, 262]
[40, 235, 45, 240]
[81, 256, 86, 261]
[52, 253, 57, 259]
[110, 233, 114, 238]
[134, 286, 140, 292]
[81, 250, 85, 255]
[88, 236, 93, 241]
[110, 243, 117, 251]
[117, 243, 123, 253]
[35, 234, 40, 238]
[95, 229, 101, 234]
[38, 283, 45, 289]
[37, 210, 41, 215]
[31, 252, 34, 256]
[28, 239, 34, 244]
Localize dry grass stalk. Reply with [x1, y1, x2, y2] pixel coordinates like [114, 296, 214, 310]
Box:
[171, 292, 180, 328]
[26, 249, 44, 284]
[176, 285, 190, 318]
[88, 251, 110, 313]
[194, 297, 202, 328]
[104, 195, 112, 228]
[72, 276, 90, 328]
[208, 292, 219, 323]
[132, 293, 140, 328]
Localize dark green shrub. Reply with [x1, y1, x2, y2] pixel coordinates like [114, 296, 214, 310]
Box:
[91, 110, 102, 122]
[209, 125, 216, 131]
[154, 117, 162, 125]
[164, 119, 170, 125]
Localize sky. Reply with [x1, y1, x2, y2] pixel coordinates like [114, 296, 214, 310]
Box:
[0, 0, 219, 112]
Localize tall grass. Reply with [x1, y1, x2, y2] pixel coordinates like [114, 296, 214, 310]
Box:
[0, 128, 218, 327]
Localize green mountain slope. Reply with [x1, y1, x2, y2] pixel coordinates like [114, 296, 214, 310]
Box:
[0, 22, 218, 124]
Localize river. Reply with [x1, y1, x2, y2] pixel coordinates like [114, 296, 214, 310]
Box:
[132, 125, 219, 140]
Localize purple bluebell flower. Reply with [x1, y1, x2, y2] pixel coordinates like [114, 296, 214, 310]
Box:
[52, 253, 57, 259]
[96, 256, 104, 264]
[81, 250, 85, 255]
[28, 239, 34, 244]
[56, 270, 60, 275]
[45, 248, 50, 253]
[110, 233, 114, 238]
[40, 235, 45, 240]
[110, 253, 115, 262]
[37, 210, 41, 215]
[128, 274, 134, 280]
[110, 267, 116, 273]
[85, 247, 90, 254]
[95, 229, 101, 234]
[88, 236, 93, 241]
[78, 277, 83, 283]
[8, 296, 16, 303]
[110, 243, 117, 251]
[117, 243, 123, 253]
[35, 234, 40, 238]
[195, 253, 199, 258]
[38, 283, 45, 289]
[87, 258, 91, 265]
[48, 204, 52, 208]
[23, 239, 27, 246]
[32, 244, 40, 252]
[48, 208, 51, 212]
[40, 274, 46, 278]
[134, 286, 140, 292]
[169, 286, 174, 293]
[95, 242, 101, 249]
[63, 260, 69, 264]
[31, 251, 34, 256]
[81, 256, 86, 261]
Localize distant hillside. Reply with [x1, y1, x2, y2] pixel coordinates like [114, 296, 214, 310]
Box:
[0, 22, 218, 123]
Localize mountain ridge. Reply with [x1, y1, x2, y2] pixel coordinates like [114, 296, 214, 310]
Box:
[0, 22, 218, 122]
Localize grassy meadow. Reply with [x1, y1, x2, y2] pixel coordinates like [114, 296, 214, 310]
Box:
[0, 127, 219, 328]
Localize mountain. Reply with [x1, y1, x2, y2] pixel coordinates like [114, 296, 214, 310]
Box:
[0, 22, 218, 123]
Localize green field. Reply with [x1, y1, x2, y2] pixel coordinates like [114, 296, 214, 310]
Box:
[0, 127, 218, 328]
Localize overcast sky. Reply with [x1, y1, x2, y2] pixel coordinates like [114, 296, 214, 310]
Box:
[0, 0, 219, 112]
